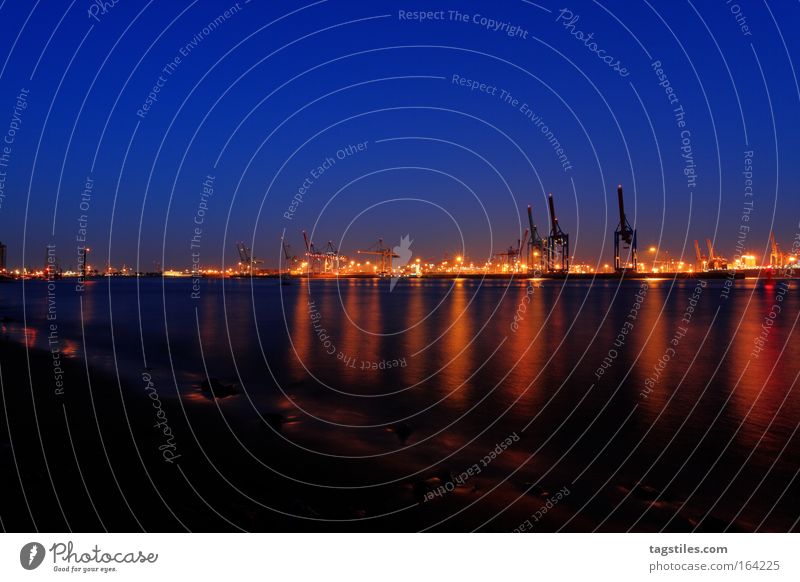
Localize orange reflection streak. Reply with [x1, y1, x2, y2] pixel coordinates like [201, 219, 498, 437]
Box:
[729, 281, 798, 453]
[524, 281, 550, 409]
[637, 281, 669, 419]
[287, 280, 312, 382]
[398, 278, 428, 386]
[439, 279, 472, 408]
[335, 278, 383, 389]
[505, 281, 546, 403]
[353, 278, 382, 372]
[336, 279, 362, 382]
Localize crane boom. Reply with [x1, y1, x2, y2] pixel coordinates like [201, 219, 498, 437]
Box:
[545, 192, 569, 272]
[527, 204, 543, 244]
[527, 205, 535, 234]
[617, 184, 632, 244]
[613, 184, 637, 271]
[236, 242, 251, 263]
[548, 193, 559, 236]
[694, 240, 703, 263]
[519, 229, 529, 256]
[356, 238, 398, 274]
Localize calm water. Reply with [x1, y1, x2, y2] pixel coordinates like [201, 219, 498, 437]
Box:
[1, 276, 798, 531]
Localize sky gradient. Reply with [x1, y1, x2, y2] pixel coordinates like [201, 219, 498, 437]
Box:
[0, 0, 798, 270]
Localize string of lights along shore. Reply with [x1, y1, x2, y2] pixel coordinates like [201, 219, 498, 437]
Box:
[5, 184, 795, 281]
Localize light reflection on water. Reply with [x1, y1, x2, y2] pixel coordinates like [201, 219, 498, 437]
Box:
[0, 276, 797, 530]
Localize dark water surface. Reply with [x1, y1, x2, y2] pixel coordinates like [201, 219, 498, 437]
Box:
[1, 276, 798, 531]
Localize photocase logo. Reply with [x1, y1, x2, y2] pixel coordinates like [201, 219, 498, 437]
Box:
[391, 234, 413, 291]
[20, 542, 45, 570]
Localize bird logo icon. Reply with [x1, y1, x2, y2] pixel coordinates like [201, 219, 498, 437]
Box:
[19, 542, 46, 570]
[391, 234, 413, 291]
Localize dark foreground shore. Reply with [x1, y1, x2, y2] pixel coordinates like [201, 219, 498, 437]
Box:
[2, 338, 542, 533]
[2, 334, 793, 533]
[0, 338, 456, 532]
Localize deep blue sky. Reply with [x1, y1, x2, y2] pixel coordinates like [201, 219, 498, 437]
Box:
[0, 0, 798, 270]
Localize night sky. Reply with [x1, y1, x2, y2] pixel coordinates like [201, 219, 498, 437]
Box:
[0, 0, 798, 270]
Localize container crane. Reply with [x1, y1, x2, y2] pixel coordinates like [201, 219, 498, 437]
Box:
[519, 229, 529, 268]
[281, 238, 299, 268]
[356, 238, 398, 275]
[613, 184, 637, 272]
[302, 230, 314, 255]
[527, 205, 546, 273]
[323, 240, 345, 272]
[693, 240, 707, 271]
[302, 230, 326, 274]
[236, 241, 263, 274]
[494, 229, 528, 271]
[546, 193, 569, 272]
[236, 241, 251, 265]
[769, 231, 783, 268]
[706, 238, 727, 270]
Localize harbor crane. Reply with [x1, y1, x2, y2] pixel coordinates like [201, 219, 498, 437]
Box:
[322, 240, 346, 272]
[281, 238, 299, 268]
[236, 241, 263, 274]
[527, 205, 546, 273]
[356, 238, 398, 275]
[546, 192, 570, 272]
[302, 230, 328, 274]
[302, 230, 315, 255]
[769, 231, 783, 268]
[495, 229, 529, 271]
[705, 238, 727, 270]
[236, 241, 251, 265]
[693, 240, 707, 271]
[613, 184, 637, 272]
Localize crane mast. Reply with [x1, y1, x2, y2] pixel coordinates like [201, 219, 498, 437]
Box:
[281, 238, 298, 269]
[693, 239, 706, 271]
[494, 229, 528, 271]
[770, 231, 783, 267]
[527, 204, 545, 273]
[234, 241, 264, 274]
[546, 193, 569, 272]
[302, 230, 326, 274]
[356, 238, 398, 275]
[613, 184, 637, 271]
